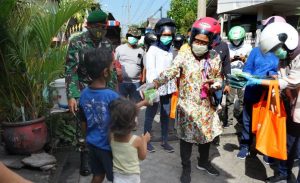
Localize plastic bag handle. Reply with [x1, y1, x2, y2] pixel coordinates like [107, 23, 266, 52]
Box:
[266, 80, 281, 115]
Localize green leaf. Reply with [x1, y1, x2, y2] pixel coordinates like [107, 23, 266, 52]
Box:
[0, 0, 93, 121]
[167, 0, 198, 34]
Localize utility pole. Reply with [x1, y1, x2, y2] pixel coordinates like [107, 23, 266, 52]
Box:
[160, 6, 162, 18]
[127, 0, 131, 28]
[197, 0, 206, 19]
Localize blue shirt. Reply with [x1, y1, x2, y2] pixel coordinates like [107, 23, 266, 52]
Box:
[79, 87, 119, 150]
[243, 47, 279, 103]
[243, 47, 279, 76]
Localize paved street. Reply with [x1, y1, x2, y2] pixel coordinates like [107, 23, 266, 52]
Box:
[1, 107, 298, 183]
[55, 107, 299, 183]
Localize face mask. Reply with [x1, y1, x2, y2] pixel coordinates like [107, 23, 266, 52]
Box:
[128, 37, 138, 45]
[192, 43, 208, 57]
[160, 36, 172, 45]
[232, 39, 242, 46]
[275, 47, 287, 60]
[88, 27, 107, 40]
[187, 37, 190, 44]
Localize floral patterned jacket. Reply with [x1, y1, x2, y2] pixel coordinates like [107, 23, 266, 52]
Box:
[155, 47, 223, 144]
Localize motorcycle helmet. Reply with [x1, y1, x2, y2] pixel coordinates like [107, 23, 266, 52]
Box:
[154, 18, 176, 37]
[190, 17, 221, 46]
[144, 32, 157, 49]
[228, 26, 246, 47]
[173, 34, 185, 50]
[260, 22, 299, 54]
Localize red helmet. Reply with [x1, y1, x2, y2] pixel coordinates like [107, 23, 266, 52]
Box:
[190, 17, 221, 45]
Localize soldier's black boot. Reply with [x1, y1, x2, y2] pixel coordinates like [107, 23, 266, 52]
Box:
[80, 149, 91, 176]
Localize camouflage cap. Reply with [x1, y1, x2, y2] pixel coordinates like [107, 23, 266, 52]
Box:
[87, 10, 107, 24]
[127, 27, 142, 37]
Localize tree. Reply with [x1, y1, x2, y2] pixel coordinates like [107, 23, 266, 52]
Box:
[167, 0, 198, 34]
[0, 0, 91, 121]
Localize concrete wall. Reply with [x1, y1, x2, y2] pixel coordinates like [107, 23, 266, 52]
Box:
[217, 0, 272, 14]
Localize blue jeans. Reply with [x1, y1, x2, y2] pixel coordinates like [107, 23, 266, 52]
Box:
[144, 94, 171, 143]
[240, 101, 255, 149]
[278, 134, 300, 182]
[241, 86, 265, 148]
[118, 82, 141, 102]
[213, 89, 223, 106]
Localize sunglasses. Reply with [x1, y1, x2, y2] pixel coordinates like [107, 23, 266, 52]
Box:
[193, 39, 209, 45]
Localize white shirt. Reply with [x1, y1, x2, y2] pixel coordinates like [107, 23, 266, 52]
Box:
[146, 45, 177, 96]
[229, 42, 253, 74]
[228, 42, 252, 60]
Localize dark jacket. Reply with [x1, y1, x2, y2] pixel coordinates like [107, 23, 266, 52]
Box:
[213, 41, 231, 85]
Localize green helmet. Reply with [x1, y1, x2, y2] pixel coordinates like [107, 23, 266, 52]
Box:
[228, 26, 246, 41]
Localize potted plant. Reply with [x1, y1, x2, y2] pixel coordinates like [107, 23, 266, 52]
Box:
[0, 0, 91, 154]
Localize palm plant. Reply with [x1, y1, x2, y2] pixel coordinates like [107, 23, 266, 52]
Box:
[0, 0, 91, 122]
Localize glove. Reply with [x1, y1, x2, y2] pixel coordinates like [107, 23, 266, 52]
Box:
[246, 78, 262, 86]
[237, 72, 252, 80]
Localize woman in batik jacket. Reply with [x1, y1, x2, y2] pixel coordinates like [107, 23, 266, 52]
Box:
[140, 17, 223, 182]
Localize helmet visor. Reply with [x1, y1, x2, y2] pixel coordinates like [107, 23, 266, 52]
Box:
[157, 25, 176, 35]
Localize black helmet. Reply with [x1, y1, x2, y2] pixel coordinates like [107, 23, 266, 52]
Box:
[173, 34, 185, 50]
[144, 32, 157, 48]
[154, 18, 176, 37]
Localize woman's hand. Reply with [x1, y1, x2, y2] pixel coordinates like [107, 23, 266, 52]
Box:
[142, 132, 151, 143]
[137, 82, 157, 99]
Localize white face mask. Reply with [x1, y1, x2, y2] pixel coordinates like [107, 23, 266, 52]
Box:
[192, 43, 208, 57]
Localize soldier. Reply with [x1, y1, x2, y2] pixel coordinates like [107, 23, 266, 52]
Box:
[65, 9, 117, 176]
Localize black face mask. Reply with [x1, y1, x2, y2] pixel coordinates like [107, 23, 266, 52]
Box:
[88, 27, 107, 40]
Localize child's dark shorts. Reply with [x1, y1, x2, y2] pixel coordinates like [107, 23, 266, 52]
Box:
[87, 144, 113, 181]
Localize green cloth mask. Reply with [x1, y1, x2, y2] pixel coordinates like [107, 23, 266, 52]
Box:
[88, 27, 107, 40]
[160, 36, 172, 45]
[275, 47, 287, 60]
[128, 37, 138, 45]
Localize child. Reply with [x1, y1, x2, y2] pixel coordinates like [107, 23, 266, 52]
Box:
[109, 98, 150, 183]
[79, 47, 118, 183]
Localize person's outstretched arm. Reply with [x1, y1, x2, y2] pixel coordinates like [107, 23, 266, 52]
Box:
[0, 162, 32, 183]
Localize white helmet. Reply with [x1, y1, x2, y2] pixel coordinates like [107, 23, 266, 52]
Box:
[259, 22, 299, 54]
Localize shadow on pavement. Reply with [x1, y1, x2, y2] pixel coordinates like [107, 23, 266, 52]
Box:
[223, 143, 239, 152]
[245, 155, 267, 181]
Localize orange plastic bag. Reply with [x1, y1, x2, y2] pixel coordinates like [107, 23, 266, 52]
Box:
[170, 91, 179, 119]
[255, 81, 287, 160]
[252, 91, 267, 133]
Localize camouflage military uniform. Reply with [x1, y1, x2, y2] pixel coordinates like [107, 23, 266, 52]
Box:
[65, 31, 118, 100]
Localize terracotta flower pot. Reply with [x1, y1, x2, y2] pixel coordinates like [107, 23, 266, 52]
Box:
[2, 117, 47, 155]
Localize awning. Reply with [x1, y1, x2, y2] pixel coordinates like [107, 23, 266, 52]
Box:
[217, 0, 300, 16]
